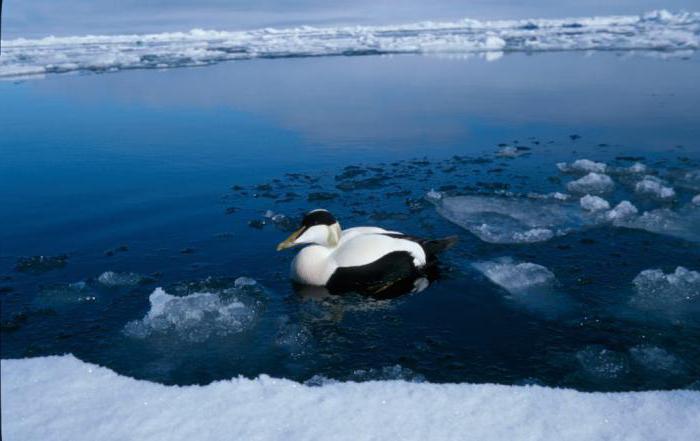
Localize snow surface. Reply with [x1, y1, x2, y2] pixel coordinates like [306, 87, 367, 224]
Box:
[1, 10, 699, 79]
[2, 354, 700, 441]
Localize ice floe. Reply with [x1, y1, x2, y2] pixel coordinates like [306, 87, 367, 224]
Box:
[123, 280, 264, 342]
[4, 354, 700, 441]
[615, 203, 700, 243]
[635, 176, 676, 200]
[2, 10, 699, 79]
[673, 169, 700, 191]
[693, 195, 700, 205]
[436, 195, 589, 243]
[580, 195, 610, 212]
[496, 146, 528, 158]
[575, 346, 630, 381]
[629, 345, 688, 376]
[557, 159, 607, 174]
[472, 258, 572, 318]
[604, 201, 639, 222]
[97, 271, 145, 287]
[630, 266, 700, 312]
[566, 172, 615, 195]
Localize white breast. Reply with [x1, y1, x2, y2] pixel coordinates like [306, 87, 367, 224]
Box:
[290, 245, 336, 286]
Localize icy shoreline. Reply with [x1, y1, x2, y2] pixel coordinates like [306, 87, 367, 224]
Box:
[2, 355, 700, 441]
[1, 10, 698, 79]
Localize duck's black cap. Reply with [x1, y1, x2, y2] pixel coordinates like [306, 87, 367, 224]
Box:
[301, 209, 336, 228]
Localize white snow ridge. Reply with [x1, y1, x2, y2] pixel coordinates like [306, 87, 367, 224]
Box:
[2, 355, 700, 441]
[2, 10, 699, 79]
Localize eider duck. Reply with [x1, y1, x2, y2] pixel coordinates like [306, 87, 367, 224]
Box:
[277, 209, 456, 293]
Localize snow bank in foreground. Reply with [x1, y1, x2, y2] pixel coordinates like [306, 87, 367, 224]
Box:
[2, 355, 700, 441]
[1, 10, 699, 79]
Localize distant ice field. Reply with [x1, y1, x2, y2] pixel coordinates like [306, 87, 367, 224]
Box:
[1, 9, 699, 78]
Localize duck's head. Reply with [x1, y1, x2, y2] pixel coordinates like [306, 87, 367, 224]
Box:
[276, 209, 341, 251]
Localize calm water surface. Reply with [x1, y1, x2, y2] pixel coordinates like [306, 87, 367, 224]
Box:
[1, 52, 699, 391]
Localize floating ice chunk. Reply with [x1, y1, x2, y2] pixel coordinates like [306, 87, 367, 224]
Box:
[693, 195, 700, 205]
[425, 189, 443, 201]
[472, 258, 571, 318]
[263, 210, 297, 231]
[616, 204, 700, 243]
[631, 267, 700, 310]
[580, 195, 610, 212]
[630, 345, 687, 376]
[604, 201, 638, 222]
[576, 346, 629, 380]
[635, 176, 675, 200]
[557, 159, 607, 174]
[628, 162, 648, 174]
[527, 192, 571, 201]
[349, 365, 426, 383]
[674, 169, 700, 191]
[97, 271, 144, 287]
[234, 276, 258, 288]
[275, 316, 312, 358]
[496, 146, 525, 158]
[123, 287, 259, 342]
[473, 258, 556, 293]
[436, 195, 589, 243]
[566, 173, 614, 194]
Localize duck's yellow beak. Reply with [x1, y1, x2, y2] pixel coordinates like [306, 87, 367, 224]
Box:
[276, 227, 305, 251]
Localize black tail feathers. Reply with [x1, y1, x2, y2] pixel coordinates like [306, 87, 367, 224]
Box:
[420, 235, 458, 260]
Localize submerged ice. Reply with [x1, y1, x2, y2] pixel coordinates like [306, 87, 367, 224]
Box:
[2, 10, 699, 78]
[436, 195, 589, 243]
[631, 266, 700, 311]
[472, 258, 572, 318]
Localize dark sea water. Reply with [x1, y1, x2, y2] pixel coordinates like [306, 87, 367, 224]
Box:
[1, 52, 699, 391]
